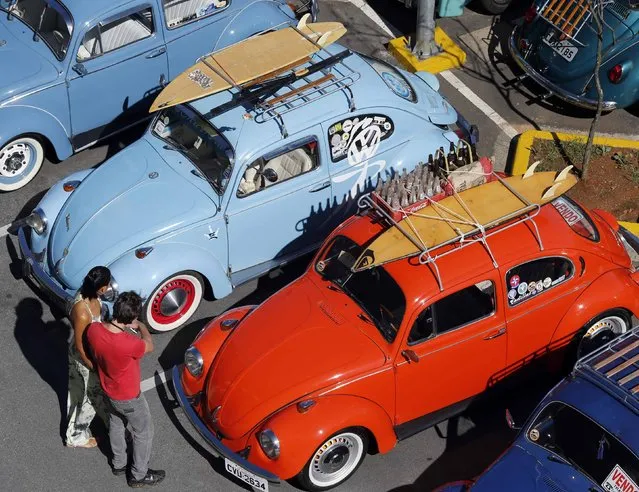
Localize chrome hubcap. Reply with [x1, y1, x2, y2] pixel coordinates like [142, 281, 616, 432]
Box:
[0, 142, 32, 177]
[579, 315, 628, 357]
[309, 432, 363, 487]
[160, 288, 188, 316]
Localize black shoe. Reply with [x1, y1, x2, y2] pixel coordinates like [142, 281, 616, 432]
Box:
[127, 469, 166, 488]
[111, 466, 126, 477]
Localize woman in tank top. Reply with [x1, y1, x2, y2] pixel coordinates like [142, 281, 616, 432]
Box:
[65, 266, 111, 448]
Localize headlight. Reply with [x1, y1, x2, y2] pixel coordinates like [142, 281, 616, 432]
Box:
[99, 276, 119, 302]
[25, 208, 47, 235]
[258, 429, 280, 460]
[184, 346, 204, 377]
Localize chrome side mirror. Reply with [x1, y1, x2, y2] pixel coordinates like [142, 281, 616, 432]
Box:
[505, 409, 521, 431]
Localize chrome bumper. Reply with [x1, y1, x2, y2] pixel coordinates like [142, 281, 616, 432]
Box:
[508, 27, 617, 111]
[18, 227, 73, 314]
[171, 365, 281, 485]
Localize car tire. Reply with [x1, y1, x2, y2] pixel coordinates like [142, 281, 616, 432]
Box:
[143, 271, 204, 333]
[477, 0, 511, 14]
[296, 428, 369, 491]
[0, 136, 45, 192]
[575, 309, 631, 360]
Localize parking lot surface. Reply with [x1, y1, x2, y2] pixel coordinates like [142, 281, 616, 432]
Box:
[0, 1, 635, 490]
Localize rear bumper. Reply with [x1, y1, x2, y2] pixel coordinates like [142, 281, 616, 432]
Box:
[508, 27, 617, 111]
[171, 365, 281, 485]
[18, 226, 74, 314]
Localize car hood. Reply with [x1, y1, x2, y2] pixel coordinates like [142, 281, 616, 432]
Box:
[522, 7, 638, 84]
[205, 276, 387, 439]
[471, 445, 573, 491]
[0, 18, 59, 103]
[48, 139, 214, 288]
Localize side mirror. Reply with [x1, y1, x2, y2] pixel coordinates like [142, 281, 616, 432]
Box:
[505, 409, 521, 431]
[262, 168, 278, 183]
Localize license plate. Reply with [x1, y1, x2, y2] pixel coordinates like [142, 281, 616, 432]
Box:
[224, 458, 269, 491]
[543, 32, 578, 62]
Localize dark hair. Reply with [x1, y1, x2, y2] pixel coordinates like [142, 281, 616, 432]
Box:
[113, 291, 143, 325]
[79, 266, 111, 300]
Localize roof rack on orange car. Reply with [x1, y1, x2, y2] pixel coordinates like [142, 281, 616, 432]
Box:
[536, 0, 611, 46]
[577, 326, 639, 414]
[354, 165, 577, 291]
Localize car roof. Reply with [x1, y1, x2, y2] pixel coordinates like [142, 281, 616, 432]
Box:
[61, 0, 139, 24]
[189, 44, 425, 160]
[338, 200, 602, 303]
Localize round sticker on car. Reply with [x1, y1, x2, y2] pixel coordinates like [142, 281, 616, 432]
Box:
[517, 283, 528, 295]
[508, 289, 517, 300]
[536, 280, 544, 291]
[510, 275, 521, 288]
[382, 72, 411, 99]
[543, 277, 552, 288]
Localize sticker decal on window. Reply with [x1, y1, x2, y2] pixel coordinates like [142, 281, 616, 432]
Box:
[601, 464, 639, 492]
[381, 72, 411, 99]
[328, 114, 394, 163]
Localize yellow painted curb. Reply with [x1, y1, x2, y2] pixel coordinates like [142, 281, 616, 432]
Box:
[511, 129, 639, 176]
[511, 129, 639, 231]
[388, 27, 466, 74]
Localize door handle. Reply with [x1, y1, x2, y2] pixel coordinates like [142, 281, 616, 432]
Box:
[72, 63, 87, 76]
[401, 349, 419, 363]
[146, 47, 166, 59]
[309, 180, 330, 193]
[484, 327, 506, 340]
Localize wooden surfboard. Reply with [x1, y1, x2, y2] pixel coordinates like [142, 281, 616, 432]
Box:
[149, 15, 347, 112]
[352, 167, 578, 272]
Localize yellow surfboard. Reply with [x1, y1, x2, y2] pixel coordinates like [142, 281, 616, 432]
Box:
[149, 15, 347, 112]
[353, 166, 578, 272]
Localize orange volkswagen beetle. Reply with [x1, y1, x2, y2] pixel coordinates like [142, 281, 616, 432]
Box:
[172, 190, 639, 491]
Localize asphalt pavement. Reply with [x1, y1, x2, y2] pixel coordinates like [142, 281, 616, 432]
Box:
[0, 1, 635, 491]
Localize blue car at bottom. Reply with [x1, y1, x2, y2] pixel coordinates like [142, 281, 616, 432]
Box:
[438, 326, 639, 492]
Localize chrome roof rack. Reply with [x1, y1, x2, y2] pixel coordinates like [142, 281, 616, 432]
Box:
[576, 326, 639, 414]
[356, 168, 545, 291]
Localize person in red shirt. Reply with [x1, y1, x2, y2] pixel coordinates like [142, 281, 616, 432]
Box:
[87, 291, 165, 487]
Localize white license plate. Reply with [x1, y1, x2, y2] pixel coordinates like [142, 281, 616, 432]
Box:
[543, 32, 578, 62]
[224, 458, 269, 491]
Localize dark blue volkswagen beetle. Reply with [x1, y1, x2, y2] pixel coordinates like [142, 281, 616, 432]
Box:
[510, 0, 639, 111]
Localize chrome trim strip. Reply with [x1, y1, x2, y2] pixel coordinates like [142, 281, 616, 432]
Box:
[509, 26, 617, 111]
[170, 365, 281, 485]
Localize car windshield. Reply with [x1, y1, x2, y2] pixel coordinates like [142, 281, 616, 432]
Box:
[0, 0, 73, 60]
[152, 105, 234, 195]
[360, 53, 416, 102]
[527, 402, 639, 488]
[315, 235, 406, 343]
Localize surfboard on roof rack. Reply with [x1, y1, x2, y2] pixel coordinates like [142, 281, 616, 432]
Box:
[149, 14, 347, 112]
[352, 165, 578, 277]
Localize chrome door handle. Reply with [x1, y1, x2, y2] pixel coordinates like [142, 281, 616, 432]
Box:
[146, 47, 166, 59]
[484, 327, 506, 340]
[309, 180, 330, 193]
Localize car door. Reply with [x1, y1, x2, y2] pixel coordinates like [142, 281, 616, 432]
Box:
[67, 4, 168, 149]
[225, 134, 332, 285]
[394, 275, 507, 426]
[502, 255, 584, 367]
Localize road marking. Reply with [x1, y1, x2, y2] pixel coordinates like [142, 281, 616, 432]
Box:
[141, 369, 171, 393]
[341, 0, 401, 38]
[0, 223, 10, 238]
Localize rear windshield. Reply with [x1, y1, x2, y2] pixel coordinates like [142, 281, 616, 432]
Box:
[315, 235, 406, 343]
[552, 196, 599, 242]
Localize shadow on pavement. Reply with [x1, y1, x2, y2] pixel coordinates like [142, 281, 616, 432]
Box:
[13, 297, 70, 443]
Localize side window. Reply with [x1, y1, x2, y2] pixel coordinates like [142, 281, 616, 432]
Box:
[408, 280, 495, 345]
[506, 257, 574, 307]
[77, 8, 154, 61]
[163, 0, 229, 29]
[328, 114, 394, 163]
[237, 140, 319, 197]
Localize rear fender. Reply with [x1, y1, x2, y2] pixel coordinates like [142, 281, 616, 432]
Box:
[213, 1, 295, 50]
[108, 241, 232, 301]
[599, 42, 639, 108]
[549, 269, 639, 346]
[247, 394, 396, 480]
[0, 105, 73, 160]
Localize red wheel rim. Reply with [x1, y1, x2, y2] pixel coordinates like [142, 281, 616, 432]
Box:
[150, 278, 196, 325]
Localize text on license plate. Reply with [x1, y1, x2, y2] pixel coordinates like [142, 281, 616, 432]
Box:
[543, 33, 578, 62]
[224, 458, 269, 491]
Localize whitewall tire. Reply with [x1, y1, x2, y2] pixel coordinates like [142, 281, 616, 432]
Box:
[0, 137, 45, 191]
[143, 272, 204, 332]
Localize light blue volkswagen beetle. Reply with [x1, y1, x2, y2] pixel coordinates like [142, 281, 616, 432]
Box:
[18, 45, 477, 332]
[0, 0, 313, 191]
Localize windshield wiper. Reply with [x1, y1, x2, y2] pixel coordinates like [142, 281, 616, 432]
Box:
[547, 453, 579, 470]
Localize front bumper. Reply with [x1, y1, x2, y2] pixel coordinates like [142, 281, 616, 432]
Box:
[508, 27, 617, 111]
[171, 365, 281, 486]
[18, 226, 74, 314]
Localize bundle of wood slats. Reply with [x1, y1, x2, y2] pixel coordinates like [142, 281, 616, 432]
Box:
[541, 0, 593, 38]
